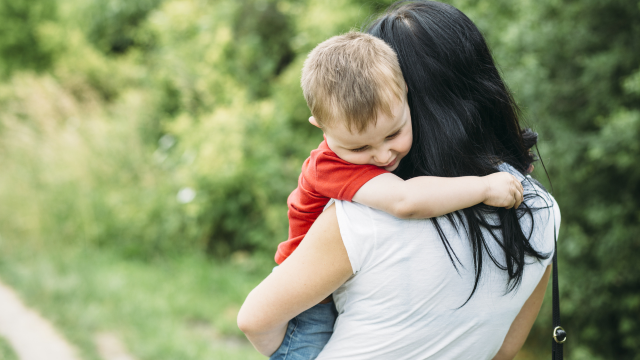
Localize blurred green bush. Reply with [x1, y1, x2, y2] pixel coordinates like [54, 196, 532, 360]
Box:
[0, 0, 56, 76]
[0, 0, 638, 358]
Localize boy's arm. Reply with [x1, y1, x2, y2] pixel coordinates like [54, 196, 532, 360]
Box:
[352, 172, 524, 219]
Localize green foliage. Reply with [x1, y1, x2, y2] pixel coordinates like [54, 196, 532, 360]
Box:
[0, 0, 372, 260]
[227, 0, 295, 98]
[81, 0, 165, 54]
[0, 0, 638, 358]
[0, 0, 56, 76]
[0, 336, 18, 360]
[461, 0, 640, 357]
[519, 2, 639, 358]
[0, 243, 270, 360]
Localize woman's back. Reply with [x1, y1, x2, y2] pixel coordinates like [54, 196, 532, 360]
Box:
[317, 164, 559, 360]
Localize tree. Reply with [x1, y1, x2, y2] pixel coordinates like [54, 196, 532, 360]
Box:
[0, 0, 56, 76]
[479, 0, 640, 357]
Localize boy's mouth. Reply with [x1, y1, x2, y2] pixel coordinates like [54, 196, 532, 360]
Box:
[383, 158, 397, 169]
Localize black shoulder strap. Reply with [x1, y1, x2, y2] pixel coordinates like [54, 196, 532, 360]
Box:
[552, 220, 566, 359]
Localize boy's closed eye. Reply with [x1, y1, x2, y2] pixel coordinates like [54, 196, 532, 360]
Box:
[386, 130, 401, 140]
[349, 146, 369, 153]
[348, 130, 402, 152]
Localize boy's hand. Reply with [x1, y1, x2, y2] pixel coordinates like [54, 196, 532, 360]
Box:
[482, 172, 524, 209]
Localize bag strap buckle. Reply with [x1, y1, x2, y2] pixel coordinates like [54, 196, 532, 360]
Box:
[553, 326, 567, 344]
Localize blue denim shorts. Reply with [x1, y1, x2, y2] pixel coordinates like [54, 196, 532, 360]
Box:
[269, 301, 338, 360]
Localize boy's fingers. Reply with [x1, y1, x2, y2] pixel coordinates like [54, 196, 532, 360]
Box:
[515, 193, 522, 209]
[506, 194, 515, 209]
[519, 185, 524, 201]
[513, 176, 524, 208]
[518, 180, 524, 207]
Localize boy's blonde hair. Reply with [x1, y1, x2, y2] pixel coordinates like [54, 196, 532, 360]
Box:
[301, 32, 406, 133]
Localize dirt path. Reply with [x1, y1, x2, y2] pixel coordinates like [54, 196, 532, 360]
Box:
[94, 332, 137, 360]
[0, 279, 81, 360]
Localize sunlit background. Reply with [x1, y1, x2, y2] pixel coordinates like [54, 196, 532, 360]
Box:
[0, 0, 638, 359]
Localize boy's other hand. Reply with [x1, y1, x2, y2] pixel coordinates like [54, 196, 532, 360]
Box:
[482, 172, 524, 209]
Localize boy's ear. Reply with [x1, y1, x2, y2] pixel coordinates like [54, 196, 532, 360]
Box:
[308, 116, 321, 128]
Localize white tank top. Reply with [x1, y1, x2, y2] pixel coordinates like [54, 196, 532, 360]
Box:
[317, 166, 560, 360]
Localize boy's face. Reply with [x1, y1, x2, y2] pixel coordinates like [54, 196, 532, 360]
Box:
[317, 97, 412, 172]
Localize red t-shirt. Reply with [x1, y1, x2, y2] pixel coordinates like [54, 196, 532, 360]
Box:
[275, 140, 388, 264]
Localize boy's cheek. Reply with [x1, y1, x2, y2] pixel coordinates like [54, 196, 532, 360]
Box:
[333, 150, 367, 165]
[399, 134, 413, 154]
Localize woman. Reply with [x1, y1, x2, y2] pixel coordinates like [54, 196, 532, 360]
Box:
[238, 1, 559, 359]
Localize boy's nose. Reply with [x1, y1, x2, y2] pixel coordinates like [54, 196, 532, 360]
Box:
[374, 151, 393, 166]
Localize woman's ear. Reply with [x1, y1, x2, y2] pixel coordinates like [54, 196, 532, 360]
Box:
[309, 116, 321, 128]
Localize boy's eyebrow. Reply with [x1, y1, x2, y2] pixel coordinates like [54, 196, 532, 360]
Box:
[386, 128, 401, 136]
[336, 137, 371, 150]
[386, 117, 407, 136]
[343, 142, 369, 150]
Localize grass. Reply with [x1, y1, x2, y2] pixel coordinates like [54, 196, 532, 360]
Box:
[0, 241, 270, 360]
[0, 336, 18, 360]
[0, 237, 553, 360]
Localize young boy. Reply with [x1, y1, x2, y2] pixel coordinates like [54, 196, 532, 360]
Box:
[269, 32, 523, 359]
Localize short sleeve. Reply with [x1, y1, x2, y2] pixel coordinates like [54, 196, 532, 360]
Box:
[312, 152, 387, 201]
[499, 166, 561, 268]
[547, 196, 561, 266]
[520, 180, 560, 268]
[334, 200, 378, 274]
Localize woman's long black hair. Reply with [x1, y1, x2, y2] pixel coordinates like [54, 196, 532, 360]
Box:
[366, 0, 551, 305]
